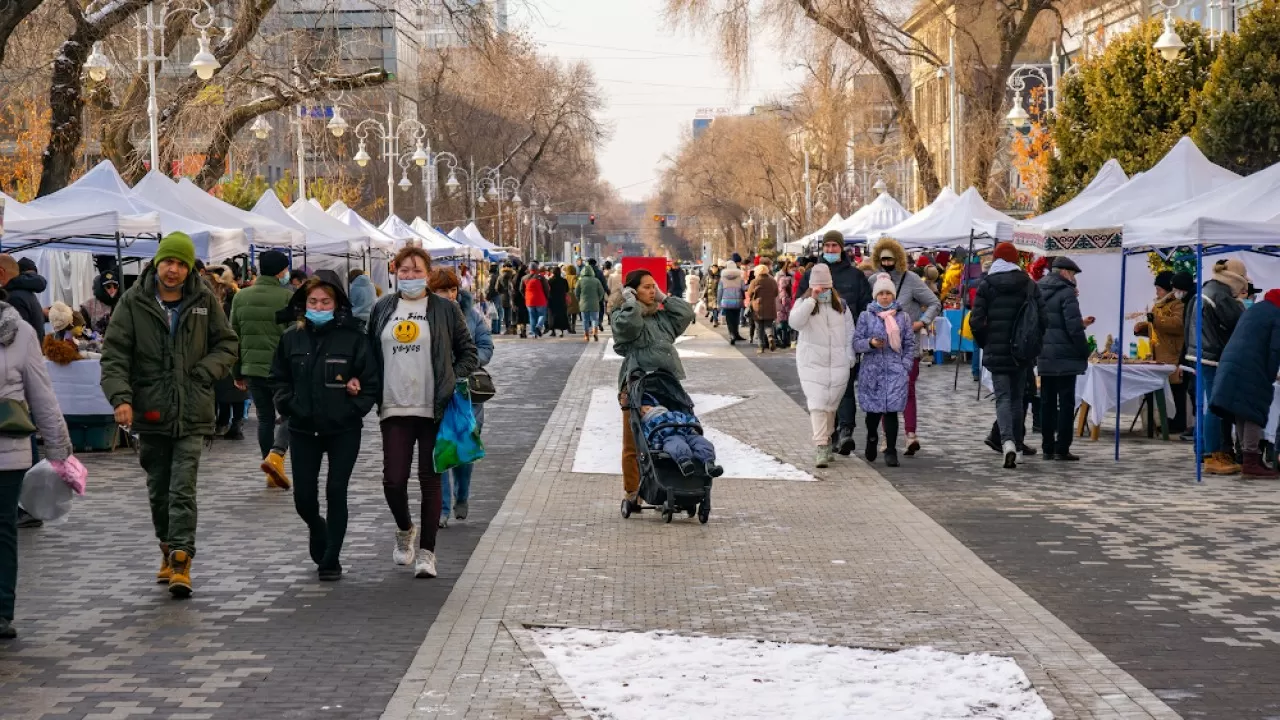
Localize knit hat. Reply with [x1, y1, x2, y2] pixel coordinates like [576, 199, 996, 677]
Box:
[754, 264, 771, 276]
[731, 252, 743, 264]
[821, 230, 843, 246]
[992, 242, 1018, 264]
[17, 258, 37, 274]
[259, 250, 289, 278]
[871, 272, 896, 300]
[1171, 271, 1195, 292]
[1213, 258, 1249, 295]
[155, 232, 196, 269]
[809, 263, 833, 287]
[1154, 270, 1175, 292]
[49, 301, 73, 331]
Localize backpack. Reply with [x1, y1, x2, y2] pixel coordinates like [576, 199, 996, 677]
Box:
[1010, 280, 1043, 366]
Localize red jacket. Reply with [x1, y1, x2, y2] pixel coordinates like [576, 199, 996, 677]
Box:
[524, 275, 549, 308]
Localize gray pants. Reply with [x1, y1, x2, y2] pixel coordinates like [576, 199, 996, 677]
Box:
[1241, 420, 1265, 453]
[991, 369, 1027, 447]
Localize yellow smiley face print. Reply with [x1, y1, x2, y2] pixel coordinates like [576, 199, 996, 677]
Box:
[393, 320, 420, 343]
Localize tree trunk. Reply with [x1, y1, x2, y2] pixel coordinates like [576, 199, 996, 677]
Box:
[0, 0, 45, 66]
[38, 31, 96, 197]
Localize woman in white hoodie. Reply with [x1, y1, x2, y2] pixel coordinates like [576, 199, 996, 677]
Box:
[788, 263, 855, 468]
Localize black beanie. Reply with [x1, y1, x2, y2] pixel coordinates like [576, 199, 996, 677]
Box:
[1154, 270, 1174, 292]
[1171, 271, 1195, 293]
[259, 250, 289, 278]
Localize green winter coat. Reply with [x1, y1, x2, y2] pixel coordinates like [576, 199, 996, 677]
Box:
[574, 266, 606, 311]
[100, 265, 240, 437]
[230, 274, 294, 378]
[608, 289, 695, 390]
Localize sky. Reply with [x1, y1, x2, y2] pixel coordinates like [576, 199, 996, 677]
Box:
[516, 0, 802, 201]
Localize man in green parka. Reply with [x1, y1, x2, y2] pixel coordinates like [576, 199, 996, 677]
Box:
[101, 233, 239, 598]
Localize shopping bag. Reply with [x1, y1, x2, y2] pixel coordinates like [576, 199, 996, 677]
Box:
[960, 312, 974, 341]
[50, 456, 88, 495]
[434, 384, 486, 473]
[19, 459, 74, 521]
[694, 299, 707, 316]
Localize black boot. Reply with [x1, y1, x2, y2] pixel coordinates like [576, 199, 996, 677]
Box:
[224, 418, 245, 441]
[884, 448, 900, 467]
[836, 427, 856, 456]
[864, 433, 878, 463]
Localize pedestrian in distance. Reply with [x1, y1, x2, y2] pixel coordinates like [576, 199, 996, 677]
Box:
[100, 232, 239, 598]
[575, 264, 606, 342]
[230, 249, 296, 490]
[797, 231, 873, 457]
[548, 265, 571, 337]
[347, 268, 377, 325]
[289, 269, 308, 290]
[565, 263, 580, 334]
[1210, 287, 1280, 478]
[788, 263, 855, 469]
[79, 268, 121, 339]
[703, 264, 721, 326]
[205, 265, 248, 441]
[1035, 257, 1093, 462]
[1186, 259, 1250, 475]
[368, 247, 479, 579]
[747, 262, 780, 354]
[429, 268, 493, 527]
[852, 273, 916, 467]
[269, 276, 380, 580]
[869, 238, 941, 456]
[1136, 271, 1192, 434]
[0, 255, 47, 343]
[524, 263, 551, 338]
[609, 269, 695, 512]
[969, 242, 1046, 470]
[0, 292, 74, 640]
[717, 259, 747, 343]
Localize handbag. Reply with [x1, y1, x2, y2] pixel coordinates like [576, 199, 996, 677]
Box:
[467, 368, 497, 404]
[0, 398, 37, 437]
[434, 384, 486, 473]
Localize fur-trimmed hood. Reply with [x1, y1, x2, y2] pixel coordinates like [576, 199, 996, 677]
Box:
[0, 302, 20, 347]
[870, 237, 908, 273]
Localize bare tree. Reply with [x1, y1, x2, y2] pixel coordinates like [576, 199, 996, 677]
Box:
[0, 0, 47, 65]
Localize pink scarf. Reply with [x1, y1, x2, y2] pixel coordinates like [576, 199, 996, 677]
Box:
[877, 310, 902, 352]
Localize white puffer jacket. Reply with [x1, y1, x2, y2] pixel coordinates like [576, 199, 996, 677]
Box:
[0, 303, 71, 471]
[788, 296, 855, 412]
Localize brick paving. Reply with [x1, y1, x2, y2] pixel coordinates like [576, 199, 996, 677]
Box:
[744, 340, 1280, 720]
[384, 319, 1179, 719]
[0, 338, 585, 720]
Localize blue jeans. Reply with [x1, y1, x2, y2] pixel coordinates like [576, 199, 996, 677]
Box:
[971, 348, 982, 380]
[1200, 364, 1221, 454]
[529, 306, 548, 335]
[441, 405, 483, 517]
[581, 311, 600, 332]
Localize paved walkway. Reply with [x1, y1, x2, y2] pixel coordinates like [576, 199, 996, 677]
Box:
[382, 319, 1179, 719]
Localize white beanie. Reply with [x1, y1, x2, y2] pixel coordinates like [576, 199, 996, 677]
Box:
[872, 272, 896, 300]
[49, 301, 74, 331]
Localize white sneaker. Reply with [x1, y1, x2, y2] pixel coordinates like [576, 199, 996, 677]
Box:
[414, 550, 438, 579]
[393, 526, 418, 565]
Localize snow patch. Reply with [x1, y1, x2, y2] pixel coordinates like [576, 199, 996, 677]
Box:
[534, 628, 1053, 720]
[572, 388, 814, 481]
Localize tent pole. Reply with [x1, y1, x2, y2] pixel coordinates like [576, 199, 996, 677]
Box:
[1115, 250, 1128, 461]
[114, 233, 124, 278]
[1195, 244, 1204, 484]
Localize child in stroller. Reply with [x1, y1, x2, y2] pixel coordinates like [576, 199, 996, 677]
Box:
[640, 394, 725, 478]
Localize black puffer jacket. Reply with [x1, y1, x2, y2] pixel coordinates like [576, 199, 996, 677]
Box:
[970, 266, 1045, 373]
[5, 272, 46, 342]
[1183, 279, 1244, 366]
[1036, 271, 1089, 376]
[270, 281, 381, 436]
[797, 256, 872, 314]
[1210, 294, 1280, 427]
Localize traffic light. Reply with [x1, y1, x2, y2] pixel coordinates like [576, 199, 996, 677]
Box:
[653, 214, 666, 228]
[589, 214, 596, 225]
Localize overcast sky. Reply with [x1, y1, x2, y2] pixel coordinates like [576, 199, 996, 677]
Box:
[517, 0, 801, 201]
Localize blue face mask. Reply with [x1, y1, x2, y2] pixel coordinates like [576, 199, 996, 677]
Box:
[1243, 298, 1255, 309]
[822, 252, 841, 264]
[816, 290, 832, 302]
[305, 309, 334, 326]
[280, 274, 291, 287]
[399, 278, 427, 296]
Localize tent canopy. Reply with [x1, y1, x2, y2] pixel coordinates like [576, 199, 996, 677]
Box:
[251, 191, 349, 255]
[875, 187, 1012, 248]
[1020, 159, 1129, 233]
[0, 191, 131, 252]
[326, 203, 400, 253]
[132, 172, 249, 255]
[288, 199, 368, 256]
[1123, 157, 1280, 248]
[382, 216, 472, 259]
[834, 193, 912, 242]
[800, 213, 844, 244]
[173, 178, 301, 248]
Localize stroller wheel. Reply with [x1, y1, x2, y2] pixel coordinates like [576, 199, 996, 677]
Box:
[620, 499, 632, 519]
[686, 507, 696, 518]
[698, 504, 710, 524]
[662, 509, 674, 523]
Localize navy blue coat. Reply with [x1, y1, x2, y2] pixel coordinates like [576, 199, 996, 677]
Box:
[1036, 272, 1089, 377]
[1210, 298, 1280, 427]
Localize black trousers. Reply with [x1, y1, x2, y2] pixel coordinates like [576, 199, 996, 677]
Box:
[1170, 378, 1189, 432]
[290, 430, 361, 571]
[723, 309, 743, 340]
[837, 367, 859, 431]
[757, 320, 775, 350]
[1039, 374, 1077, 455]
[865, 412, 899, 450]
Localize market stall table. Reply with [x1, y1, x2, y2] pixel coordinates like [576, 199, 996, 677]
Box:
[47, 357, 117, 451]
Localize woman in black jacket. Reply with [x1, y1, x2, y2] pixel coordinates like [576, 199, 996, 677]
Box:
[547, 266, 571, 337]
[270, 277, 381, 580]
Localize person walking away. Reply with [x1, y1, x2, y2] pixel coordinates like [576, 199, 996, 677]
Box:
[204, 265, 248, 441]
[269, 277, 379, 580]
[347, 269, 376, 325]
[0, 255, 46, 343]
[797, 231, 873, 456]
[703, 265, 721, 326]
[230, 250, 295, 489]
[609, 269, 695, 511]
[1185, 259, 1249, 474]
[80, 269, 121, 338]
[667, 261, 687, 302]
[100, 232, 239, 597]
[717, 260, 746, 343]
[852, 273, 916, 467]
[686, 269, 701, 307]
[524, 264, 550, 338]
[458, 263, 473, 293]
[575, 264, 606, 342]
[1210, 287, 1280, 478]
[603, 260, 621, 329]
[1135, 271, 1188, 433]
[775, 261, 795, 348]
[429, 268, 493, 526]
[748, 263, 780, 354]
[512, 262, 530, 338]
[565, 264, 580, 333]
[1036, 257, 1092, 461]
[548, 266, 571, 337]
[0, 294, 74, 640]
[870, 238, 941, 455]
[970, 242, 1045, 470]
[789, 264, 854, 468]
[368, 247, 478, 579]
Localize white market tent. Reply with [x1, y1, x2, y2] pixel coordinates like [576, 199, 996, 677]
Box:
[0, 192, 124, 250]
[325, 201, 399, 254]
[873, 187, 1013, 248]
[801, 213, 844, 244]
[382, 216, 474, 259]
[834, 192, 913, 243]
[132, 172, 251, 256]
[1124, 158, 1280, 248]
[251, 191, 348, 258]
[1012, 159, 1129, 246]
[173, 178, 301, 249]
[462, 222, 504, 254]
[288, 199, 368, 256]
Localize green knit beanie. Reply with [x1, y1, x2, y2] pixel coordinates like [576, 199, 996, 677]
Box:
[154, 232, 197, 270]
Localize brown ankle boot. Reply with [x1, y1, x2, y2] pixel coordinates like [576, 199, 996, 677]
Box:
[1242, 452, 1280, 478]
[156, 543, 171, 584]
[168, 550, 193, 598]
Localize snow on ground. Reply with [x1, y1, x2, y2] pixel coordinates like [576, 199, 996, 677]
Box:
[534, 628, 1053, 720]
[572, 388, 814, 481]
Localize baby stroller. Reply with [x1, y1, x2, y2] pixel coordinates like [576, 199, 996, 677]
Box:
[622, 368, 713, 524]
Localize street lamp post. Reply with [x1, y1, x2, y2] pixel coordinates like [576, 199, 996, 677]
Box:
[83, 0, 221, 175]
[813, 182, 836, 216]
[349, 102, 428, 220]
[526, 187, 552, 261]
[480, 171, 521, 247]
[1154, 0, 1189, 60]
[1004, 65, 1054, 131]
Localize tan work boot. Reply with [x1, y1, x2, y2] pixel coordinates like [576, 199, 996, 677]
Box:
[1204, 451, 1242, 475]
[168, 550, 193, 598]
[261, 451, 291, 490]
[156, 543, 171, 584]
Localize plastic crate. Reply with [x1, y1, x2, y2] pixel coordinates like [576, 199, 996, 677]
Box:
[64, 414, 119, 452]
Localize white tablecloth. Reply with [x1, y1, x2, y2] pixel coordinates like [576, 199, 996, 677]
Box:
[981, 363, 1175, 427]
[46, 358, 114, 416]
[931, 316, 952, 353]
